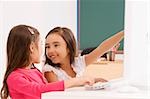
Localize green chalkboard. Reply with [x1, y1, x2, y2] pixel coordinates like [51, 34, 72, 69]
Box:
[78, 0, 124, 50]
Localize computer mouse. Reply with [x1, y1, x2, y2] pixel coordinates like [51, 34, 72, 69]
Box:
[85, 82, 110, 90]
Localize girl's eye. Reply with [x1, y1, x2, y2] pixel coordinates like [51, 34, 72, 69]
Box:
[45, 46, 50, 49]
[54, 44, 59, 47]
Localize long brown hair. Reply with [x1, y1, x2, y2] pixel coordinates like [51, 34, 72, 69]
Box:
[0, 25, 40, 99]
[45, 27, 77, 67]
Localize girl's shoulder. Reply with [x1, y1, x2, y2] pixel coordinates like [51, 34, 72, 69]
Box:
[71, 55, 86, 77]
[74, 55, 86, 66]
[42, 64, 59, 73]
[7, 68, 32, 84]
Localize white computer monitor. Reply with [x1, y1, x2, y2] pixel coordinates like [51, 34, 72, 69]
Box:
[124, 0, 149, 88]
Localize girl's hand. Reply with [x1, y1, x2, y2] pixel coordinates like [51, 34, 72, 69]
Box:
[73, 76, 95, 86]
[64, 76, 95, 88]
[80, 76, 95, 86]
[95, 78, 108, 83]
[78, 77, 108, 86]
[64, 76, 108, 89]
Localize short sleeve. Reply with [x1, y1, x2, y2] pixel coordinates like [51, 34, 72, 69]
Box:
[42, 64, 55, 73]
[42, 64, 66, 81]
[73, 55, 86, 77]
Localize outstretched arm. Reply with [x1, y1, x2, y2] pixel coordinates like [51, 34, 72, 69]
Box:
[84, 30, 124, 66]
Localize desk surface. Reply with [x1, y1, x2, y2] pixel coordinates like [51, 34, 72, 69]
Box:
[84, 60, 123, 80]
[42, 61, 149, 99]
[42, 84, 149, 99]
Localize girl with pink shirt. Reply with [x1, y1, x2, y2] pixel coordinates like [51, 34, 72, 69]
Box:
[0, 25, 96, 99]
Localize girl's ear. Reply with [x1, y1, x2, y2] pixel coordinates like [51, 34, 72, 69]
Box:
[30, 42, 35, 53]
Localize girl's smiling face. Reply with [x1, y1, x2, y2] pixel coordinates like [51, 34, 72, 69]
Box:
[45, 33, 70, 64]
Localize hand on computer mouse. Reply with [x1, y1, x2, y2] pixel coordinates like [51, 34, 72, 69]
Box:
[84, 80, 110, 90]
[95, 78, 108, 83]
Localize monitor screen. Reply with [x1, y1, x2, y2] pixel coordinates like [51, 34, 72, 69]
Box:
[124, 0, 148, 88]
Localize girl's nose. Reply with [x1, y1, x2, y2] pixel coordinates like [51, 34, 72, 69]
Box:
[48, 47, 55, 53]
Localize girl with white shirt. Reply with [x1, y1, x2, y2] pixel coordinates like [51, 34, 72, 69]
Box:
[42, 27, 124, 82]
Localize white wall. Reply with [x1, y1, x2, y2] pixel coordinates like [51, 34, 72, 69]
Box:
[0, 0, 77, 87]
[148, 0, 150, 90]
[124, 0, 149, 88]
[0, 1, 4, 88]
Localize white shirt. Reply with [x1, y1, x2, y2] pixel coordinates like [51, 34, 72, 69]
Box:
[42, 55, 86, 81]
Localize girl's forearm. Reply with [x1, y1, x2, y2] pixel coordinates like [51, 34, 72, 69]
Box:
[64, 78, 78, 88]
[94, 31, 124, 58]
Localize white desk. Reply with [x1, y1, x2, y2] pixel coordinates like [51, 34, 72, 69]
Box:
[42, 80, 149, 99]
[42, 60, 149, 99]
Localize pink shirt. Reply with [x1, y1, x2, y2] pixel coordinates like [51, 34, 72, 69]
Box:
[7, 68, 64, 99]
